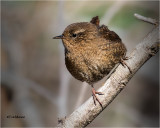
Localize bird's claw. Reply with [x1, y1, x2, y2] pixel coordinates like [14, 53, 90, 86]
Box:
[92, 87, 103, 107]
[120, 57, 132, 74]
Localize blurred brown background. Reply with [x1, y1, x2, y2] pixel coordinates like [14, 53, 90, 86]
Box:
[1, 1, 159, 127]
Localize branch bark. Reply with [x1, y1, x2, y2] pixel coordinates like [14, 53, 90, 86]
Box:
[134, 13, 158, 25]
[57, 14, 159, 127]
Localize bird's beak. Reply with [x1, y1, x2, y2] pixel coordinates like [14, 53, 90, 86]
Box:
[53, 35, 64, 39]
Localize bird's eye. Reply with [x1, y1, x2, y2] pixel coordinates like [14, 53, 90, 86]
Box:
[72, 33, 77, 38]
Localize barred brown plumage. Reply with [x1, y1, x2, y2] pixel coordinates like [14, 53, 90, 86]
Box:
[53, 16, 127, 106]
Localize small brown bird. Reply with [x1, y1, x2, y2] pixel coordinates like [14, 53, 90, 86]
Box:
[53, 16, 128, 106]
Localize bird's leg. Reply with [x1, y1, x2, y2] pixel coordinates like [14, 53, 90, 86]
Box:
[120, 57, 132, 73]
[91, 85, 103, 107]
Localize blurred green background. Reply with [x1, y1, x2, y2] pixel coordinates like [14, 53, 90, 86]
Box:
[1, 1, 159, 127]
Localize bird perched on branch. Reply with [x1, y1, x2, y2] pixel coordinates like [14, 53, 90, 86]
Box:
[53, 16, 129, 106]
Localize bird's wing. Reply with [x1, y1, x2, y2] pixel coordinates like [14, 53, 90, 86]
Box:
[98, 25, 121, 42]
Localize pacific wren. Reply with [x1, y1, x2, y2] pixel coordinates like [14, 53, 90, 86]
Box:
[53, 16, 127, 106]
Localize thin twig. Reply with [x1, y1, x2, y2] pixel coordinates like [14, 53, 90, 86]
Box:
[57, 0, 72, 118]
[74, 82, 89, 109]
[134, 13, 158, 25]
[1, 70, 57, 105]
[57, 15, 159, 127]
[102, 1, 126, 24]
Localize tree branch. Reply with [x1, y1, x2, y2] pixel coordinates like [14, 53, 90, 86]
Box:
[134, 13, 158, 25]
[57, 15, 159, 127]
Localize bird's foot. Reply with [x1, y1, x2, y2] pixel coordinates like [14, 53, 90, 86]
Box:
[91, 87, 103, 107]
[120, 57, 132, 74]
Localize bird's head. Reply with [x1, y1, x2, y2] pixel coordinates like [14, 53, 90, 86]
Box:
[53, 16, 100, 52]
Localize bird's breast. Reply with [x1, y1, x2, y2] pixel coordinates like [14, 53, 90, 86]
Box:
[65, 41, 126, 84]
[65, 48, 112, 84]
